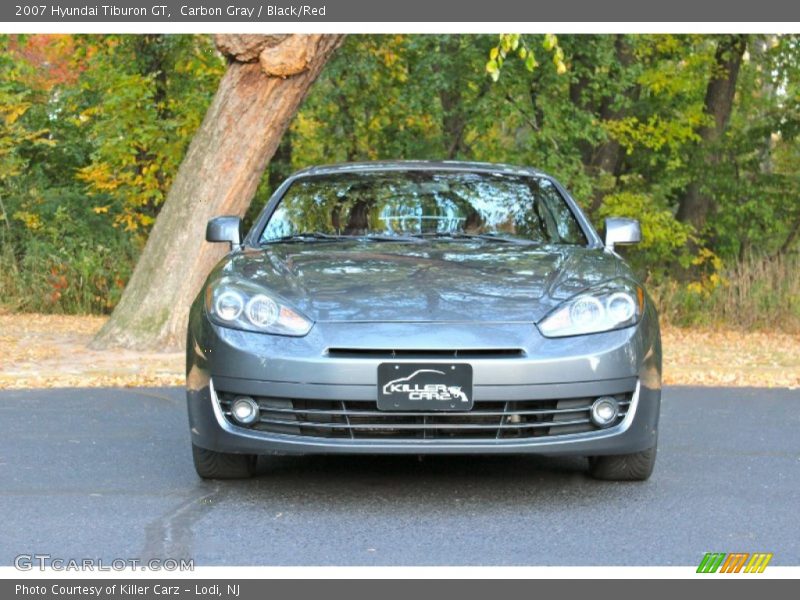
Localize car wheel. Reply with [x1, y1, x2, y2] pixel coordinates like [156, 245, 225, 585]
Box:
[588, 443, 657, 481]
[191, 443, 257, 479]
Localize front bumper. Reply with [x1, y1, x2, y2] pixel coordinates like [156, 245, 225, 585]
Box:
[186, 301, 661, 456]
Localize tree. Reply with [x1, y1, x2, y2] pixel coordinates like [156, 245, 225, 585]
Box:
[76, 35, 224, 234]
[5, 33, 800, 328]
[0, 36, 54, 253]
[676, 35, 747, 231]
[567, 35, 639, 213]
[91, 34, 344, 350]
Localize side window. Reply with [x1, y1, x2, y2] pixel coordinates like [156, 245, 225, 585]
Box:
[262, 204, 293, 240]
[536, 180, 587, 245]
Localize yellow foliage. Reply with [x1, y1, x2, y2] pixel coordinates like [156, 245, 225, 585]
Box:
[686, 249, 726, 297]
[12, 210, 42, 230]
[77, 162, 121, 192]
[3, 102, 30, 125]
[686, 282, 704, 295]
[692, 247, 724, 272]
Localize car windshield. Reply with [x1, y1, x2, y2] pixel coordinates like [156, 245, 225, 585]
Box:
[259, 170, 588, 246]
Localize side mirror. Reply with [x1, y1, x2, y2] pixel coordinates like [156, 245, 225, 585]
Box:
[604, 217, 641, 251]
[206, 216, 243, 249]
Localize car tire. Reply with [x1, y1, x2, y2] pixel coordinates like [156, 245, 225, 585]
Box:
[588, 443, 657, 481]
[191, 443, 257, 479]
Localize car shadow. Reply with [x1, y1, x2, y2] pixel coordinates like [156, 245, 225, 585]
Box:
[256, 453, 589, 481]
[219, 453, 618, 504]
[182, 452, 656, 532]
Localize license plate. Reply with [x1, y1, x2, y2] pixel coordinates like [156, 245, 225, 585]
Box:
[377, 363, 474, 411]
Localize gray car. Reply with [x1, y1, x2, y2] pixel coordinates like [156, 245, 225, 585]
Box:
[186, 161, 661, 481]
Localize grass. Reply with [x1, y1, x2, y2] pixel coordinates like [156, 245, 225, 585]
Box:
[0, 236, 136, 315]
[653, 253, 800, 333]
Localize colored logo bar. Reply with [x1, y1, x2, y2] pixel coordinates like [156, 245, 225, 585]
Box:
[697, 552, 773, 573]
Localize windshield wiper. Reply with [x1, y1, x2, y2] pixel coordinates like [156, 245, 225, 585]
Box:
[261, 232, 351, 244]
[412, 232, 540, 245]
[357, 234, 426, 243]
[262, 231, 538, 245]
[263, 232, 426, 245]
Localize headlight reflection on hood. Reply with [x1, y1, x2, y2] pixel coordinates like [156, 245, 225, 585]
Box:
[538, 279, 644, 338]
[205, 277, 313, 336]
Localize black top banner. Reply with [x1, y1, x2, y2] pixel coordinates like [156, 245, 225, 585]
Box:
[3, 0, 800, 22]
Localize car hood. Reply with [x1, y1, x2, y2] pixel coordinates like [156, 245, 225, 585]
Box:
[218, 242, 622, 323]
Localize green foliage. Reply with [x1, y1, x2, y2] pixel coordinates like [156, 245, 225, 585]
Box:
[0, 34, 223, 313]
[290, 35, 496, 165]
[75, 35, 224, 232]
[703, 35, 800, 259]
[653, 253, 800, 330]
[0, 188, 139, 313]
[598, 191, 694, 274]
[486, 34, 566, 81]
[0, 38, 53, 232]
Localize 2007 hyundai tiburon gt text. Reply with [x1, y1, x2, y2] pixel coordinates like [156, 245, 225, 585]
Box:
[186, 161, 661, 480]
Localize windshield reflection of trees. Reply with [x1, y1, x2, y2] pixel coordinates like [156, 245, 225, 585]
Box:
[261, 171, 587, 245]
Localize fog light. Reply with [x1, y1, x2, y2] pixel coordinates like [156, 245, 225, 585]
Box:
[590, 397, 619, 428]
[230, 396, 259, 426]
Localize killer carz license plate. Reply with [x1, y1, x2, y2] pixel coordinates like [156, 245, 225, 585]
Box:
[377, 363, 474, 411]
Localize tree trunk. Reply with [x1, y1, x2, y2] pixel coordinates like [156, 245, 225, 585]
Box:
[91, 34, 344, 351]
[568, 35, 637, 214]
[437, 36, 472, 159]
[268, 128, 293, 194]
[587, 35, 637, 213]
[568, 38, 597, 168]
[777, 211, 800, 256]
[676, 35, 747, 231]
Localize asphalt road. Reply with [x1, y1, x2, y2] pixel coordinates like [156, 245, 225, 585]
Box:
[0, 386, 798, 566]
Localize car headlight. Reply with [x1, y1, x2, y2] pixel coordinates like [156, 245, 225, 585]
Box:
[537, 279, 644, 338]
[205, 277, 313, 336]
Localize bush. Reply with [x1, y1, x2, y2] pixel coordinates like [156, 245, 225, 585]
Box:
[598, 191, 695, 277]
[0, 188, 141, 314]
[652, 253, 800, 332]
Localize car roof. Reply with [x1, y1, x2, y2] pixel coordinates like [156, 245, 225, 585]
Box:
[289, 160, 549, 179]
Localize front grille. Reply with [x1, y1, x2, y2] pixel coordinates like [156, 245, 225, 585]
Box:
[216, 392, 631, 440]
[326, 348, 525, 359]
